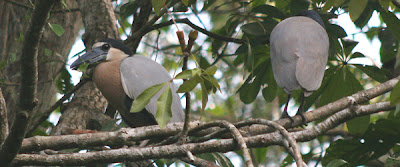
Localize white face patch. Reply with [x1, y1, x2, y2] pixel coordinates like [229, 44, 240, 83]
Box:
[92, 42, 106, 48]
[106, 48, 129, 61]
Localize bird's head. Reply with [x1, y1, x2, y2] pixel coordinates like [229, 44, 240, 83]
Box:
[70, 38, 133, 70]
[296, 10, 325, 28]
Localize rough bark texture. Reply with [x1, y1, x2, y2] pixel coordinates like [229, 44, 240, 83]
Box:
[51, 0, 119, 135]
[0, 88, 8, 145]
[0, 0, 83, 135]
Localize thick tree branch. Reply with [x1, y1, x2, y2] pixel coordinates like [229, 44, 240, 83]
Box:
[269, 75, 400, 131]
[0, 88, 8, 145]
[151, 18, 245, 44]
[13, 101, 392, 165]
[0, 0, 56, 166]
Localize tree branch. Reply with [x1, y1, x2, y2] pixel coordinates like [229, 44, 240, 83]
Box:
[27, 78, 89, 135]
[125, 0, 179, 53]
[13, 101, 393, 165]
[151, 18, 245, 44]
[0, 0, 56, 166]
[0, 88, 8, 145]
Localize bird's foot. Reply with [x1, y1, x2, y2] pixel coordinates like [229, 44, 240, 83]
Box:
[295, 112, 308, 128]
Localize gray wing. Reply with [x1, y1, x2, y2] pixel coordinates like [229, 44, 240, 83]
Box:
[270, 17, 329, 95]
[293, 17, 329, 94]
[120, 55, 184, 123]
[270, 17, 301, 94]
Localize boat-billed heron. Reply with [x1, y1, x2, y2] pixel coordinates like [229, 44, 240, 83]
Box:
[270, 10, 329, 121]
[70, 38, 184, 128]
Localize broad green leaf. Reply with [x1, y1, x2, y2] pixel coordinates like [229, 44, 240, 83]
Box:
[204, 65, 218, 76]
[390, 81, 400, 105]
[130, 82, 168, 113]
[181, 0, 189, 6]
[334, 0, 346, 6]
[156, 84, 172, 128]
[251, 4, 286, 19]
[177, 75, 203, 93]
[379, 9, 400, 41]
[326, 24, 347, 38]
[48, 23, 65, 36]
[347, 115, 370, 136]
[322, 0, 334, 12]
[152, 0, 165, 16]
[348, 0, 368, 21]
[318, 67, 367, 135]
[239, 77, 262, 104]
[262, 85, 276, 102]
[326, 159, 348, 167]
[323, 119, 400, 166]
[354, 64, 389, 83]
[200, 82, 208, 112]
[350, 52, 365, 59]
[203, 75, 221, 92]
[175, 69, 193, 79]
[378, 0, 390, 11]
[253, 147, 268, 163]
[77, 62, 89, 72]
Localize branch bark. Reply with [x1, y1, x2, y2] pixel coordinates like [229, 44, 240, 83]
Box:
[0, 0, 56, 165]
[12, 101, 393, 165]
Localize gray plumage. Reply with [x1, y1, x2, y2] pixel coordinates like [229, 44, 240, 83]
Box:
[70, 38, 184, 128]
[269, 10, 329, 120]
[270, 14, 329, 97]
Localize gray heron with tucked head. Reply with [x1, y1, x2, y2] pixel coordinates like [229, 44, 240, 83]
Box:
[270, 10, 329, 122]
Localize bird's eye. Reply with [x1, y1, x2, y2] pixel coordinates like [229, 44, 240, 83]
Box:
[101, 44, 110, 51]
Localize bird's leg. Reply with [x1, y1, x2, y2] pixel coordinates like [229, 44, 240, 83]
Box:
[295, 92, 307, 125]
[280, 94, 294, 123]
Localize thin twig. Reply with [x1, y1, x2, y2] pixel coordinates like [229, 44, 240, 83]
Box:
[180, 156, 219, 167]
[27, 78, 89, 135]
[151, 18, 245, 44]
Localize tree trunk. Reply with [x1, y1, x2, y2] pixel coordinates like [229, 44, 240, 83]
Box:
[0, 0, 82, 134]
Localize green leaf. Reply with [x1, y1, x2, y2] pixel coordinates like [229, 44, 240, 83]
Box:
[203, 75, 221, 92]
[177, 75, 203, 93]
[181, 0, 189, 6]
[379, 9, 400, 41]
[378, 0, 390, 11]
[152, 0, 166, 16]
[347, 115, 370, 136]
[323, 119, 400, 166]
[48, 23, 65, 36]
[251, 4, 286, 19]
[253, 147, 268, 163]
[204, 65, 218, 76]
[333, 0, 346, 7]
[239, 77, 262, 104]
[175, 69, 193, 79]
[348, 0, 368, 21]
[326, 24, 347, 38]
[326, 159, 348, 167]
[200, 82, 208, 112]
[318, 67, 367, 135]
[354, 64, 389, 83]
[390, 81, 400, 105]
[156, 84, 173, 128]
[130, 82, 168, 113]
